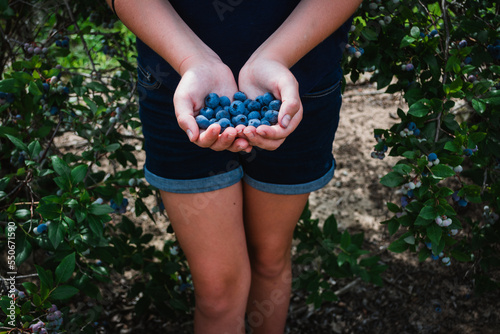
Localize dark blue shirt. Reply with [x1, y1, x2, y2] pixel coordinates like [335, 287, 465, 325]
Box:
[136, 0, 351, 95]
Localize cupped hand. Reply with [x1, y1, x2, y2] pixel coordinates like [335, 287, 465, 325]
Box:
[238, 56, 303, 151]
[174, 55, 251, 152]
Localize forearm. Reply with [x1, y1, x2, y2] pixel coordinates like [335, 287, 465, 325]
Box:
[105, 0, 220, 75]
[250, 0, 362, 68]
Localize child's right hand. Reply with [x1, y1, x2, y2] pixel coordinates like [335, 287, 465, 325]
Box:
[173, 55, 252, 153]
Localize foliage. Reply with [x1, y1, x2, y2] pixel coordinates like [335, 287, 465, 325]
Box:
[345, 0, 500, 293]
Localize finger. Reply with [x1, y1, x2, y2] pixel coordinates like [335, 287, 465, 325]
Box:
[277, 78, 302, 129]
[174, 97, 199, 142]
[226, 137, 251, 152]
[196, 124, 222, 148]
[209, 127, 238, 151]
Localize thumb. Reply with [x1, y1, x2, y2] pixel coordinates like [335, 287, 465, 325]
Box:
[174, 97, 199, 142]
[277, 78, 301, 129]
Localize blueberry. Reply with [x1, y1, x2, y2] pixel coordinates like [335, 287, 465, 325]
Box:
[243, 98, 252, 108]
[61, 39, 69, 48]
[464, 56, 472, 65]
[430, 29, 438, 37]
[413, 128, 421, 136]
[205, 93, 220, 109]
[232, 114, 248, 126]
[248, 119, 261, 127]
[407, 189, 414, 198]
[263, 92, 274, 105]
[458, 199, 468, 207]
[264, 110, 279, 124]
[248, 111, 261, 120]
[209, 118, 217, 125]
[428, 153, 437, 162]
[269, 100, 281, 111]
[347, 46, 357, 54]
[196, 115, 210, 129]
[255, 95, 265, 105]
[407, 122, 416, 131]
[216, 109, 230, 121]
[219, 95, 231, 107]
[401, 196, 409, 207]
[452, 191, 460, 202]
[218, 118, 232, 133]
[0, 92, 7, 99]
[431, 254, 439, 260]
[463, 148, 473, 156]
[230, 100, 246, 116]
[260, 120, 271, 126]
[406, 63, 414, 71]
[247, 100, 262, 112]
[458, 39, 467, 48]
[200, 107, 215, 119]
[42, 83, 50, 92]
[50, 106, 59, 115]
[233, 91, 247, 102]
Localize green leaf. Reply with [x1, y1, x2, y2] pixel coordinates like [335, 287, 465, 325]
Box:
[388, 238, 409, 253]
[50, 156, 71, 180]
[22, 282, 38, 295]
[444, 141, 461, 153]
[426, 224, 442, 245]
[340, 230, 351, 249]
[400, 35, 416, 48]
[0, 78, 17, 92]
[48, 220, 65, 250]
[408, 101, 430, 117]
[55, 253, 76, 284]
[50, 285, 79, 300]
[103, 143, 120, 152]
[431, 164, 455, 178]
[388, 220, 400, 236]
[387, 202, 400, 213]
[28, 81, 42, 96]
[14, 209, 30, 219]
[323, 214, 339, 238]
[89, 204, 115, 215]
[15, 233, 32, 266]
[380, 172, 406, 187]
[451, 250, 472, 262]
[70, 164, 88, 185]
[83, 97, 98, 115]
[36, 203, 61, 220]
[419, 206, 437, 220]
[5, 134, 29, 153]
[35, 264, 53, 289]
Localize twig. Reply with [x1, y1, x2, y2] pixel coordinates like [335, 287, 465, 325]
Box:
[335, 277, 361, 296]
[62, 0, 98, 78]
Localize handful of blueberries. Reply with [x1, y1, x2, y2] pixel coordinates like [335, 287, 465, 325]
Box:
[195, 91, 281, 133]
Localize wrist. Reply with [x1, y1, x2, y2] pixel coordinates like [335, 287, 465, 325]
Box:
[178, 52, 223, 76]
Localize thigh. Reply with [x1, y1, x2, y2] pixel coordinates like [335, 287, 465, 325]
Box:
[160, 182, 250, 287]
[243, 183, 309, 265]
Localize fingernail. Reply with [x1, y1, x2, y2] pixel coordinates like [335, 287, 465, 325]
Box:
[186, 129, 193, 141]
[282, 114, 291, 128]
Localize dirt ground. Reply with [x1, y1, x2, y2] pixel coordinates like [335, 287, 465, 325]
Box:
[84, 80, 500, 334]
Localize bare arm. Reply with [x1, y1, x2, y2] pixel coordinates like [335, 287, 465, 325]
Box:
[239, 0, 362, 150]
[105, 0, 251, 152]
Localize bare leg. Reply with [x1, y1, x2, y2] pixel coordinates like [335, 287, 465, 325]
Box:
[243, 182, 309, 334]
[160, 182, 251, 334]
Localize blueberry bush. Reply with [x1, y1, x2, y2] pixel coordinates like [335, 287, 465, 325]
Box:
[0, 0, 498, 332]
[345, 0, 499, 293]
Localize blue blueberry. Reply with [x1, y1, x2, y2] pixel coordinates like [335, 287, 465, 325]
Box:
[458, 199, 468, 207]
[248, 111, 261, 120]
[260, 120, 271, 126]
[413, 128, 421, 136]
[42, 83, 50, 92]
[269, 100, 281, 111]
[243, 98, 252, 108]
[428, 153, 437, 162]
[214, 105, 223, 113]
[452, 191, 460, 202]
[247, 100, 262, 112]
[200, 107, 215, 119]
[209, 118, 217, 125]
[255, 95, 265, 105]
[430, 29, 438, 37]
[407, 189, 414, 198]
[401, 196, 409, 207]
[216, 109, 230, 121]
[233, 91, 247, 102]
[406, 63, 415, 71]
[248, 119, 261, 127]
[50, 106, 59, 115]
[218, 118, 232, 133]
[458, 40, 467, 48]
[196, 115, 210, 129]
[0, 92, 6, 99]
[205, 93, 220, 109]
[431, 254, 439, 260]
[264, 110, 279, 124]
[61, 39, 69, 48]
[230, 100, 247, 116]
[232, 114, 248, 126]
[219, 95, 231, 107]
[464, 56, 472, 65]
[407, 122, 416, 131]
[347, 46, 357, 54]
[263, 92, 274, 106]
[463, 148, 473, 156]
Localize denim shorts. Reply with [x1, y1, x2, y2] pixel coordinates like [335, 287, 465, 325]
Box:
[137, 62, 343, 195]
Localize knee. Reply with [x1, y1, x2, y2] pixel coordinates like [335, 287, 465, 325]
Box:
[250, 250, 291, 280]
[195, 270, 251, 318]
